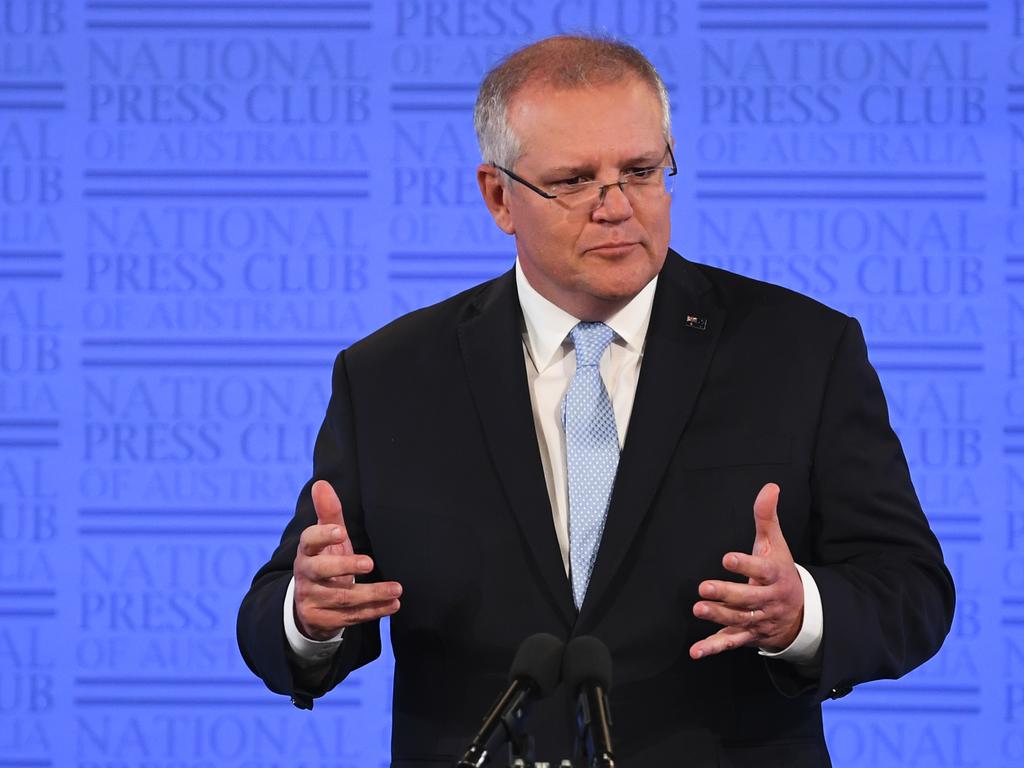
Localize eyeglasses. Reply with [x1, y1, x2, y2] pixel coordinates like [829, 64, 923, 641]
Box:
[495, 144, 677, 210]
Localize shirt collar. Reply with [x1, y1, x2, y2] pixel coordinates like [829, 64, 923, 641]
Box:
[515, 258, 658, 372]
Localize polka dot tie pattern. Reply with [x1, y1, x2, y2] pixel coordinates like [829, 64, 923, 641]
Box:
[562, 321, 620, 610]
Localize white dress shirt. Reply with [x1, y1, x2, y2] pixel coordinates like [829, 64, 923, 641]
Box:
[283, 260, 823, 667]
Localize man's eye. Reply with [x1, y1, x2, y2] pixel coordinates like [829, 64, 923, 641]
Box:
[557, 176, 589, 187]
[629, 167, 658, 179]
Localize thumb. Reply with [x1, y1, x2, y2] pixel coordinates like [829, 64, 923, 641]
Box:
[752, 482, 782, 556]
[311, 480, 345, 528]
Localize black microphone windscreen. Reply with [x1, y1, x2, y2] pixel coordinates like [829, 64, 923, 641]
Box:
[509, 633, 564, 697]
[563, 635, 613, 693]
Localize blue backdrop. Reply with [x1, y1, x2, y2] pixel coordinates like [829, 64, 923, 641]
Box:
[0, 1, 1012, 766]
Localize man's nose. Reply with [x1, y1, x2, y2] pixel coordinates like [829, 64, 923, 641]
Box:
[593, 181, 633, 221]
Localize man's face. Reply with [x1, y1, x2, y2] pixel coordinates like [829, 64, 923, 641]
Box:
[479, 75, 672, 320]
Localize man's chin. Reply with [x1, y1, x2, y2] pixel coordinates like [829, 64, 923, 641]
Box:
[588, 261, 659, 296]
[586, 276, 654, 306]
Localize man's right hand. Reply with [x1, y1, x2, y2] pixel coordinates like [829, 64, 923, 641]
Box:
[293, 480, 402, 641]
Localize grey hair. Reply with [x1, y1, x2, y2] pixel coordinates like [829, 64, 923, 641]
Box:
[474, 35, 672, 171]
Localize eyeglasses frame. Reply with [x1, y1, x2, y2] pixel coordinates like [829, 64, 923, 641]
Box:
[493, 143, 677, 204]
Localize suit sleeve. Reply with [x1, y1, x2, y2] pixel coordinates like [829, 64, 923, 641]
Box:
[236, 349, 382, 708]
[774, 316, 955, 701]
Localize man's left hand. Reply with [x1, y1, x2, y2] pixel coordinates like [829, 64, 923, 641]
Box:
[689, 482, 804, 659]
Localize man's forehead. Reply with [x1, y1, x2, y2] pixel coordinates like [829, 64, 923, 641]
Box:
[527, 145, 666, 170]
[507, 77, 665, 163]
[508, 73, 660, 114]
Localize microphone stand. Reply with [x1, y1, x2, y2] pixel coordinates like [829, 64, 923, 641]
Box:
[455, 686, 534, 768]
[504, 689, 534, 768]
[574, 685, 615, 768]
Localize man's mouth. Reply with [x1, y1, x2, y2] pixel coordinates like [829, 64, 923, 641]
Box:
[587, 242, 638, 254]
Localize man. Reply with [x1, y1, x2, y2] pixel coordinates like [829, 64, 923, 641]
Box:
[237, 36, 954, 767]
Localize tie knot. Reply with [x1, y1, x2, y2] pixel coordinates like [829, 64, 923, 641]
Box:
[569, 322, 615, 368]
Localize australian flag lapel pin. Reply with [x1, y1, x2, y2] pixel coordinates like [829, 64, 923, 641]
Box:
[684, 313, 707, 331]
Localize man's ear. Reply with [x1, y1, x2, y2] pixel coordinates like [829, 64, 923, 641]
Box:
[477, 164, 515, 235]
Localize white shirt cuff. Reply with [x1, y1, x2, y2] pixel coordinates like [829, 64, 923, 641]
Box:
[283, 576, 344, 666]
[757, 563, 823, 665]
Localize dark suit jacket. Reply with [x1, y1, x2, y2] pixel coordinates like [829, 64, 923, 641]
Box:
[237, 250, 955, 767]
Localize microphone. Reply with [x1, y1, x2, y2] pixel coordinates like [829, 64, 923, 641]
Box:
[456, 633, 564, 768]
[563, 636, 615, 768]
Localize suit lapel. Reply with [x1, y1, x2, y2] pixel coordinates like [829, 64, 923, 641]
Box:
[457, 270, 577, 627]
[579, 254, 726, 626]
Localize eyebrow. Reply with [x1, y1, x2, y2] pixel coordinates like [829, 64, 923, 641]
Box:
[544, 150, 665, 176]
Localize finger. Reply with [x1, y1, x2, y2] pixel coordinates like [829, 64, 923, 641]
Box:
[312, 480, 345, 528]
[335, 598, 402, 625]
[298, 580, 402, 611]
[298, 522, 350, 557]
[296, 553, 374, 582]
[689, 626, 754, 660]
[720, 552, 779, 584]
[325, 580, 403, 608]
[752, 482, 781, 554]
[300, 599, 401, 635]
[693, 600, 767, 628]
[698, 578, 772, 608]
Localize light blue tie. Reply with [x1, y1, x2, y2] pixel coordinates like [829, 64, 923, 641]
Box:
[563, 321, 620, 610]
